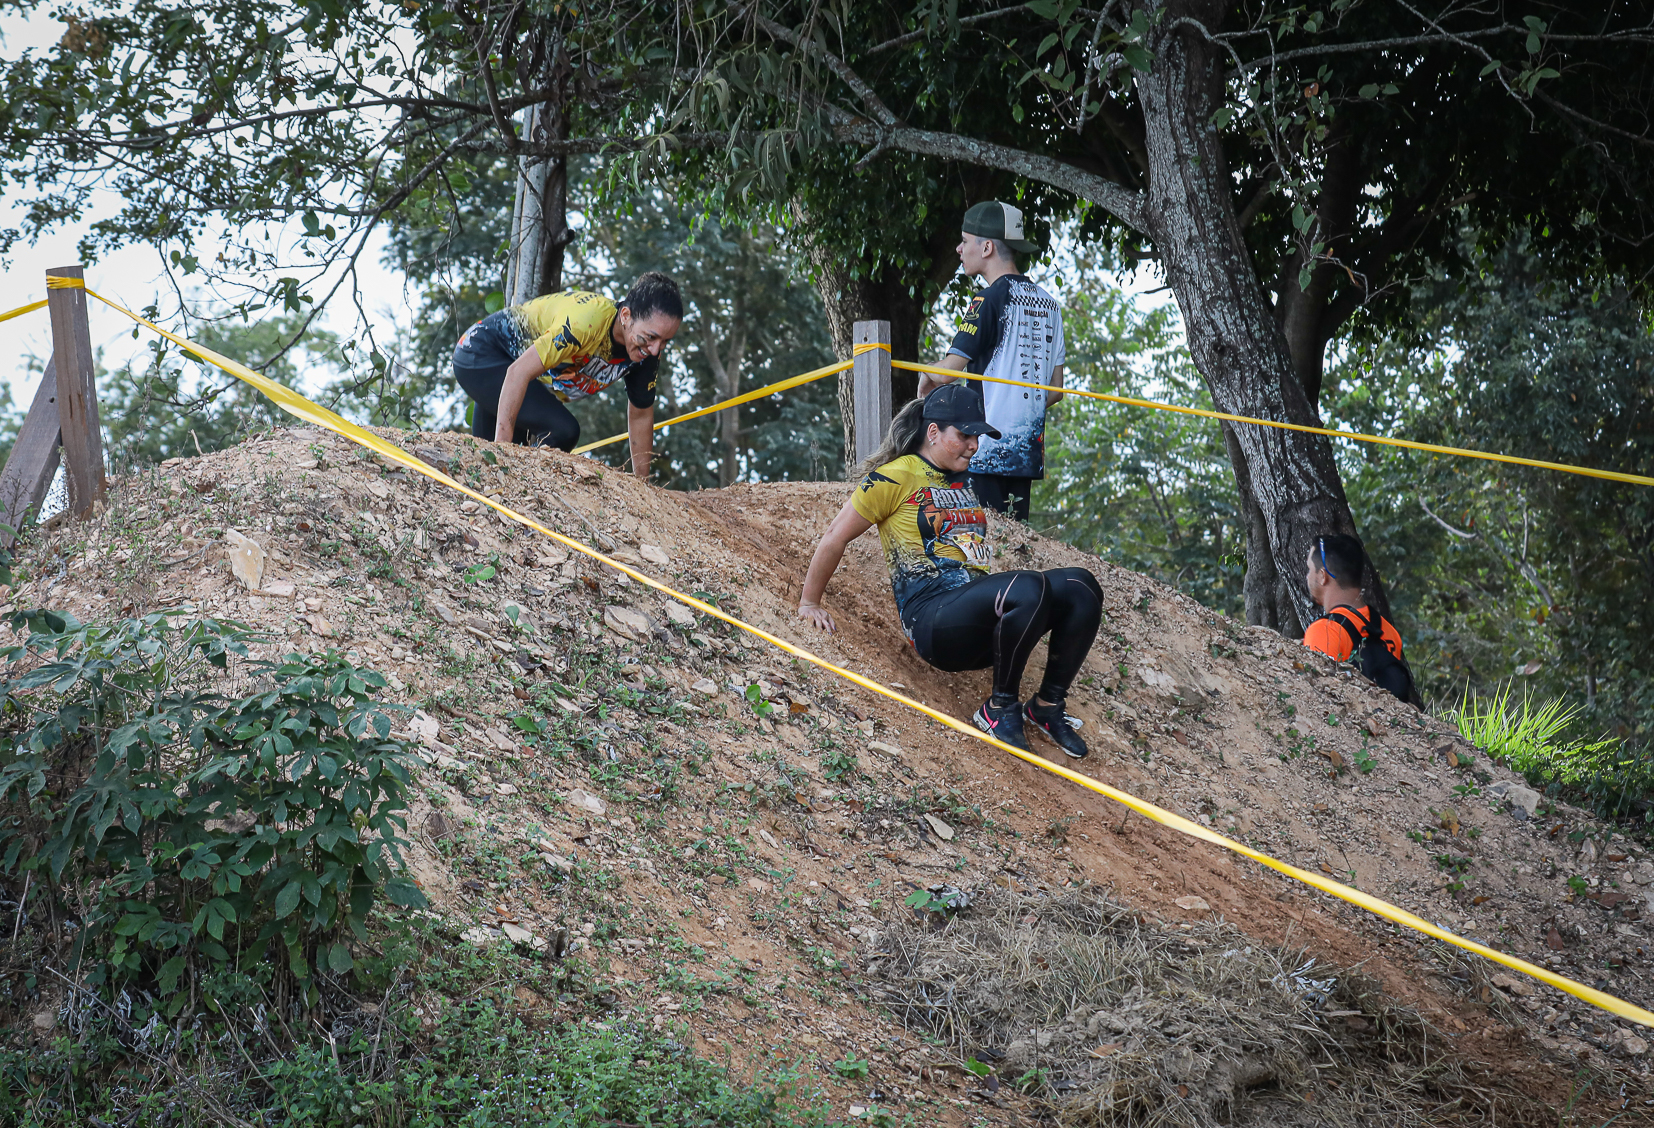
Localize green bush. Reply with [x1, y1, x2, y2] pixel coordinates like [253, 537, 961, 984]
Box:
[1452, 681, 1654, 819]
[0, 609, 426, 997]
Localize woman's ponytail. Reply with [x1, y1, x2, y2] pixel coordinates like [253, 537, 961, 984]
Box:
[859, 397, 931, 476]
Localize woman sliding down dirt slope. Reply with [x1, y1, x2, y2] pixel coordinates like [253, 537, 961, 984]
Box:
[796, 384, 1102, 758]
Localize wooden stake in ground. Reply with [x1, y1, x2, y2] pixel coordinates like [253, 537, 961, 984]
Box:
[852, 319, 892, 472]
[45, 264, 106, 518]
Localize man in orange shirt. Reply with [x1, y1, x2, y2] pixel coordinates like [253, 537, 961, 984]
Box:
[1301, 533, 1416, 703]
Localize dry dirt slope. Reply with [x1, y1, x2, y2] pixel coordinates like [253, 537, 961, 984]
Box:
[10, 424, 1654, 1124]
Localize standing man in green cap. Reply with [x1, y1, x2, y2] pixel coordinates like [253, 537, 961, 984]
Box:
[918, 200, 1066, 522]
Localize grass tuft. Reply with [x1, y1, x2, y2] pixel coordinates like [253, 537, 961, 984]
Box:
[1450, 682, 1619, 784]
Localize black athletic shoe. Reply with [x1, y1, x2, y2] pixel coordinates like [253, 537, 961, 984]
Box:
[974, 699, 1029, 751]
[1026, 700, 1089, 760]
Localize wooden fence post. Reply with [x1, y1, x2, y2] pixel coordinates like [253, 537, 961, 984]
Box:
[0, 360, 63, 547]
[45, 264, 106, 518]
[0, 265, 106, 544]
[852, 319, 891, 472]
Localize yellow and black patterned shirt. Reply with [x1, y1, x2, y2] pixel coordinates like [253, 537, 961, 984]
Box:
[453, 290, 658, 408]
[851, 454, 991, 632]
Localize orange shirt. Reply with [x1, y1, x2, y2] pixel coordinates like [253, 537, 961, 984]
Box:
[1302, 605, 1403, 663]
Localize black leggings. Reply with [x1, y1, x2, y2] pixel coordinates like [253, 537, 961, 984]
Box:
[911, 568, 1103, 702]
[455, 362, 581, 450]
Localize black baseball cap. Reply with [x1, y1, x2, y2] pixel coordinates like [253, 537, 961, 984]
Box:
[961, 200, 1039, 254]
[923, 383, 1001, 439]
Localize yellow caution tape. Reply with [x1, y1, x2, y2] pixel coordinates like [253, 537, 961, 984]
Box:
[883, 353, 1654, 490]
[65, 280, 1654, 1027]
[0, 299, 47, 324]
[569, 358, 852, 455]
[45, 275, 85, 290]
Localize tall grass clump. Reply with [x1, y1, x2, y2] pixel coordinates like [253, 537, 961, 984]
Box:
[1450, 682, 1654, 821]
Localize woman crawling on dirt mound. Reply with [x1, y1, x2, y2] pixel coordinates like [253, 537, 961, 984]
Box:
[796, 384, 1102, 759]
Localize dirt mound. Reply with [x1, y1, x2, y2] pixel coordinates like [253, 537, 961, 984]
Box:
[9, 425, 1651, 1122]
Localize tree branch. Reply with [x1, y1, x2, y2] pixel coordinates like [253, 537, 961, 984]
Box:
[742, 5, 902, 129]
[1419, 496, 1477, 540]
[865, 4, 1036, 56]
[462, 0, 527, 150]
[1535, 88, 1654, 152]
[1231, 28, 1508, 74]
[1420, 496, 1555, 606]
[731, 12, 1148, 229]
[823, 111, 1147, 231]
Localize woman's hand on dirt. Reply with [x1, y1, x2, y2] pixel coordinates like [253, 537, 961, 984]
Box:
[797, 602, 836, 633]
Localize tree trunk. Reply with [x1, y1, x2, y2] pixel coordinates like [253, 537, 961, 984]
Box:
[1222, 423, 1301, 633]
[1137, 0, 1365, 633]
[797, 206, 964, 474]
[700, 310, 747, 487]
[807, 259, 924, 473]
[506, 54, 573, 301]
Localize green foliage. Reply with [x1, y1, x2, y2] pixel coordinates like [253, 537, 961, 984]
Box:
[820, 748, 858, 781]
[830, 1056, 870, 1080]
[258, 1016, 822, 1127]
[1452, 682, 1634, 798]
[902, 883, 970, 918]
[0, 382, 28, 472]
[0, 919, 829, 1127]
[1034, 257, 1243, 615]
[745, 683, 777, 720]
[0, 610, 425, 990]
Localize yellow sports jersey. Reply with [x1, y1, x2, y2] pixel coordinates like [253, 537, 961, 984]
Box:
[851, 454, 991, 627]
[512, 291, 616, 368]
[454, 290, 658, 406]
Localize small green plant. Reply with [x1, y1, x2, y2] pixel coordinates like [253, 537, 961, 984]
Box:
[1014, 1065, 1052, 1094]
[1434, 854, 1471, 875]
[745, 683, 776, 720]
[821, 748, 859, 780]
[1567, 874, 1589, 896]
[903, 883, 971, 917]
[1352, 747, 1377, 773]
[464, 560, 498, 585]
[832, 1056, 871, 1080]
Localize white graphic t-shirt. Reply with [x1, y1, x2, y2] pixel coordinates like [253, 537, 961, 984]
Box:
[946, 274, 1066, 478]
